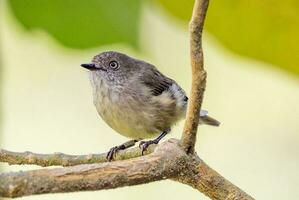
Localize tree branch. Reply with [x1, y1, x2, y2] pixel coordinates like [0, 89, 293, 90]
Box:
[181, 0, 208, 153]
[0, 140, 179, 198]
[0, 140, 254, 200]
[0, 0, 255, 199]
[0, 146, 156, 167]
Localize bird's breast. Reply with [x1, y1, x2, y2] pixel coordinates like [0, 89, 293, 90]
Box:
[91, 79, 186, 139]
[93, 83, 161, 139]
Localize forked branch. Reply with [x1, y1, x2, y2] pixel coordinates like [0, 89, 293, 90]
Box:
[0, 140, 253, 199]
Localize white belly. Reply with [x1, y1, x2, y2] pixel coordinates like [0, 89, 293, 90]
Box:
[93, 86, 161, 139]
[90, 75, 186, 139]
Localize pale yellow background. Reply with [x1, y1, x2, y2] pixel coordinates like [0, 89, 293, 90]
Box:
[1, 1, 299, 200]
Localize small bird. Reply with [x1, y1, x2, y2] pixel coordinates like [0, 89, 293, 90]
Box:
[81, 51, 219, 161]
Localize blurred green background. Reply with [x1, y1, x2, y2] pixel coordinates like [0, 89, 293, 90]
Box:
[0, 0, 299, 199]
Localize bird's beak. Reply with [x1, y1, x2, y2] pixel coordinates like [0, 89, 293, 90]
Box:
[81, 63, 98, 71]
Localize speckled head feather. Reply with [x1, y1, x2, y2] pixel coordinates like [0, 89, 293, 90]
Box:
[90, 51, 143, 85]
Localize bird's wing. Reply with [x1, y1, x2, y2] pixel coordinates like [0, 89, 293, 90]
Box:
[141, 67, 174, 96]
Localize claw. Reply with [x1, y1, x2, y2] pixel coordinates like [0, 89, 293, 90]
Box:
[139, 140, 156, 155]
[106, 140, 138, 161]
[138, 129, 170, 155]
[106, 146, 119, 161]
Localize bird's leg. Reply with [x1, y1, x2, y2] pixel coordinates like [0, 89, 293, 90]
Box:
[139, 128, 171, 155]
[106, 139, 139, 161]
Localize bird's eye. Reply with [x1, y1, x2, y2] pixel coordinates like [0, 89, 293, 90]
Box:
[109, 61, 119, 70]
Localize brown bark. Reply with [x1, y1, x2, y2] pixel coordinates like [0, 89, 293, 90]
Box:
[0, 145, 156, 167]
[0, 140, 253, 199]
[181, 0, 208, 153]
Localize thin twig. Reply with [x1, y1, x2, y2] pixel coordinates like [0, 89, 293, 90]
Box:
[181, 0, 208, 153]
[0, 146, 156, 167]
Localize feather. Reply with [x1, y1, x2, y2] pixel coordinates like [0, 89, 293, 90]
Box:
[141, 67, 174, 96]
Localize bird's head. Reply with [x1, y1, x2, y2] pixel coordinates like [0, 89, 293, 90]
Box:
[81, 51, 141, 85]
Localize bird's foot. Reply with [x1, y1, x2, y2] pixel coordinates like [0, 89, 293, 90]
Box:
[139, 129, 171, 155]
[106, 146, 122, 161]
[139, 140, 158, 155]
[106, 139, 138, 161]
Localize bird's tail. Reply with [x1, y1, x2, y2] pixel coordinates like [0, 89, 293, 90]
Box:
[199, 110, 220, 126]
